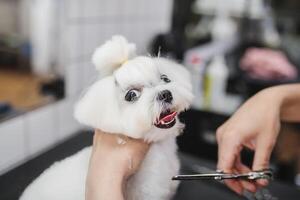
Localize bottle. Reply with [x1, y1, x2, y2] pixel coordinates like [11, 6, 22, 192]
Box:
[184, 53, 206, 109]
[211, 0, 237, 41]
[204, 55, 229, 112]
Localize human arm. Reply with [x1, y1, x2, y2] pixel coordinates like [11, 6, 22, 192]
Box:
[279, 84, 300, 122]
[86, 130, 150, 200]
[216, 84, 300, 194]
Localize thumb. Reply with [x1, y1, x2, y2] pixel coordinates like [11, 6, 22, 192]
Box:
[252, 133, 276, 186]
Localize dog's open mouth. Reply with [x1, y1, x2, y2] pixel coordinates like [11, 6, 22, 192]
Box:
[154, 109, 177, 129]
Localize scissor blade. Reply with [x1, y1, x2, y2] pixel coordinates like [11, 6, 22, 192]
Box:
[172, 169, 274, 181]
[172, 173, 222, 180]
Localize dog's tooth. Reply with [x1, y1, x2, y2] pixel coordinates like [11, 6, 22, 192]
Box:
[165, 118, 175, 125]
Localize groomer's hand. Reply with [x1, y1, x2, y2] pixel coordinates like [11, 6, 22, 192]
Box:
[86, 130, 150, 200]
[216, 88, 282, 195]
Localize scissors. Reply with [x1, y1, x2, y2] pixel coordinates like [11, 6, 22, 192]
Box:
[172, 169, 273, 181]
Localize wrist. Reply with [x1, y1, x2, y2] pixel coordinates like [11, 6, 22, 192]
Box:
[86, 166, 125, 200]
[258, 86, 284, 110]
[262, 84, 300, 121]
[89, 151, 128, 183]
[86, 150, 127, 200]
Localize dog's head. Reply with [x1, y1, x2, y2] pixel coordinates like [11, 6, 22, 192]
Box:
[74, 36, 193, 142]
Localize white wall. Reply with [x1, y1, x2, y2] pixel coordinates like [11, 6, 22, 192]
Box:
[62, 0, 173, 94]
[0, 98, 82, 175]
[0, 0, 173, 175]
[0, 0, 30, 39]
[30, 0, 58, 75]
[18, 0, 31, 40]
[0, 0, 18, 35]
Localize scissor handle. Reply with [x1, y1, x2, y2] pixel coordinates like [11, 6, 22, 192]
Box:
[247, 169, 273, 180]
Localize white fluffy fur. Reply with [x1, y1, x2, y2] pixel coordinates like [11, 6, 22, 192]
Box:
[92, 35, 136, 77]
[20, 36, 193, 200]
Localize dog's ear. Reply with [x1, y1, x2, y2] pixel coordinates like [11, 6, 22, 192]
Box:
[74, 76, 123, 133]
[92, 35, 136, 77]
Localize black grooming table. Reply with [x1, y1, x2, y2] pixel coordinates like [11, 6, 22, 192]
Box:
[0, 131, 299, 200]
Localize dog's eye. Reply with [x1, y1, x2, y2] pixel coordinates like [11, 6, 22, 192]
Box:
[161, 74, 171, 83]
[125, 89, 141, 102]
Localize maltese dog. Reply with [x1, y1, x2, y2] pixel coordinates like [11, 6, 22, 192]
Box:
[20, 35, 193, 200]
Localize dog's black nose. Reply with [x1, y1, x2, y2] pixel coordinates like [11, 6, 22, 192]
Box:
[158, 90, 173, 103]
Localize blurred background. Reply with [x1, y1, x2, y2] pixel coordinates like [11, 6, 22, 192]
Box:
[0, 0, 299, 199]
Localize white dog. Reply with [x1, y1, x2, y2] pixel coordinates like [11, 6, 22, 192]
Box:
[20, 35, 193, 200]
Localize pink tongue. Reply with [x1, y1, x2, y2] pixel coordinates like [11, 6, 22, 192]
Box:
[161, 112, 177, 123]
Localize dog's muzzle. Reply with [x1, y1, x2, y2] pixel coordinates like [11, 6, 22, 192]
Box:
[154, 109, 177, 129]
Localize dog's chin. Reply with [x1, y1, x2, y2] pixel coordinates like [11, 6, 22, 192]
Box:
[154, 109, 177, 129]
